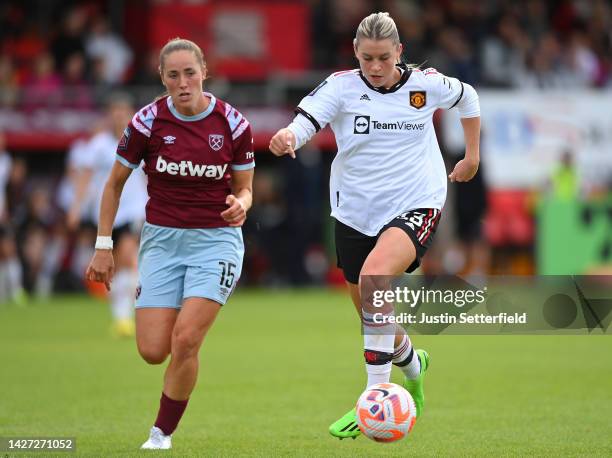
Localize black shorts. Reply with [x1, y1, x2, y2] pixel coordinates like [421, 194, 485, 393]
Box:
[335, 208, 441, 284]
[112, 221, 143, 243]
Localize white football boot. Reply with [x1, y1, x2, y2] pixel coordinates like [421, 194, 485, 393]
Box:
[140, 426, 172, 450]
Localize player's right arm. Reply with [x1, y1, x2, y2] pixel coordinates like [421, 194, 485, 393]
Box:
[269, 73, 343, 158]
[85, 161, 133, 290]
[86, 112, 149, 290]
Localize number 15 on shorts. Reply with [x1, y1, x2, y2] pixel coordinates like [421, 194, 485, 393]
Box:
[218, 261, 236, 288]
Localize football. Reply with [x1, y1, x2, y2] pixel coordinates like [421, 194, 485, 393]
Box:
[355, 382, 417, 442]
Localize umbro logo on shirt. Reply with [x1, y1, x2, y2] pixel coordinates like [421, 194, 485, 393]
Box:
[360, 94, 371, 101]
[163, 135, 176, 144]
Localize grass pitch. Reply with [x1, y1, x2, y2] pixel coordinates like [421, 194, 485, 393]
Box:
[1, 289, 611, 457]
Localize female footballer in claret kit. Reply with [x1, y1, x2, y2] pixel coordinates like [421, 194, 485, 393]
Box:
[270, 12, 481, 439]
[86, 38, 254, 449]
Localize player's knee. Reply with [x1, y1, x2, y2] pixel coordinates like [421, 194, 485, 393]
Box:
[364, 349, 394, 365]
[138, 346, 169, 365]
[359, 273, 391, 303]
[171, 330, 201, 360]
[360, 254, 393, 276]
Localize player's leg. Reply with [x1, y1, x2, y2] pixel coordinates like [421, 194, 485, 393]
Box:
[136, 307, 179, 450]
[329, 221, 375, 439]
[143, 226, 244, 449]
[0, 230, 25, 304]
[360, 227, 418, 388]
[164, 299, 220, 399]
[135, 308, 178, 364]
[135, 222, 186, 449]
[371, 209, 441, 417]
[109, 229, 139, 336]
[145, 297, 221, 445]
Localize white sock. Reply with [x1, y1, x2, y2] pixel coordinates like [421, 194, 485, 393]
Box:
[6, 259, 23, 295]
[0, 263, 7, 301]
[110, 270, 137, 321]
[392, 334, 421, 379]
[364, 330, 395, 388]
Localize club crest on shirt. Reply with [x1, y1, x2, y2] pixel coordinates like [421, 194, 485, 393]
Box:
[410, 91, 427, 109]
[209, 134, 224, 151]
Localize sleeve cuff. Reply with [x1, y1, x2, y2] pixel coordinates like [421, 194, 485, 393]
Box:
[231, 161, 255, 171]
[115, 154, 140, 169]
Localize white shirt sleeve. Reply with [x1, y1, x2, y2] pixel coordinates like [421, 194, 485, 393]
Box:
[287, 114, 317, 150]
[455, 83, 480, 118]
[289, 74, 342, 149]
[428, 69, 480, 118]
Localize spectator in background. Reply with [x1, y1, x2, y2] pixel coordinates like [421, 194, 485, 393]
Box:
[431, 27, 479, 85]
[329, 0, 372, 67]
[520, 32, 573, 88]
[15, 184, 56, 296]
[389, 1, 428, 66]
[61, 52, 94, 109]
[85, 17, 133, 86]
[523, 0, 550, 43]
[0, 56, 19, 107]
[129, 49, 165, 105]
[51, 5, 87, 73]
[22, 52, 62, 109]
[481, 13, 530, 87]
[549, 149, 579, 201]
[5, 156, 27, 221]
[566, 28, 601, 87]
[448, 148, 490, 276]
[0, 131, 24, 303]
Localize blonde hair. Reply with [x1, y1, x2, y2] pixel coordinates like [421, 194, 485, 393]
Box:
[159, 37, 205, 73]
[354, 12, 400, 47]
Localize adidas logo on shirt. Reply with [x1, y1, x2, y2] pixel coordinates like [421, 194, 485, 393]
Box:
[156, 156, 227, 179]
[360, 94, 371, 101]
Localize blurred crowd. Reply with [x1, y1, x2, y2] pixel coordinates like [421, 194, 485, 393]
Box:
[0, 0, 611, 111]
[1, 0, 612, 300]
[314, 0, 612, 88]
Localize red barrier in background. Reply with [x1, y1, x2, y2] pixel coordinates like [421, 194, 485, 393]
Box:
[0, 107, 336, 152]
[149, 1, 309, 79]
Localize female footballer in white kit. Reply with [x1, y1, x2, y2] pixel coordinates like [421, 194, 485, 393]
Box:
[86, 38, 254, 449]
[270, 12, 481, 439]
[68, 95, 148, 336]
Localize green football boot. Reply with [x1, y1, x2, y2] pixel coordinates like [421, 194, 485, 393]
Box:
[403, 349, 430, 418]
[329, 407, 361, 439]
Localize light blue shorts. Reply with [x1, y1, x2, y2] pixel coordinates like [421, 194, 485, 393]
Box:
[135, 222, 244, 308]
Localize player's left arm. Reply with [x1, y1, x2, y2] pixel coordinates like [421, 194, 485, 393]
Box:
[222, 169, 253, 227]
[223, 118, 254, 227]
[450, 116, 481, 183]
[433, 71, 481, 183]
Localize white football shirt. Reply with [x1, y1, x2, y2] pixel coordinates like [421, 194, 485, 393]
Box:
[81, 131, 148, 226]
[0, 151, 11, 218]
[296, 66, 475, 236]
